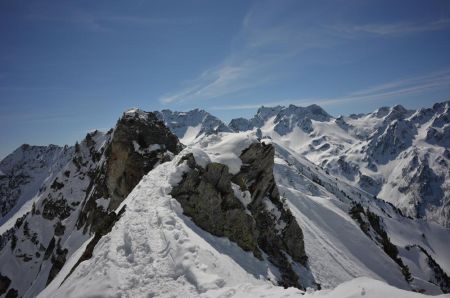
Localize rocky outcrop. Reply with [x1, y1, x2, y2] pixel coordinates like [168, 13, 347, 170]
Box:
[0, 109, 183, 297]
[171, 155, 260, 255]
[73, 110, 183, 275]
[106, 110, 182, 210]
[171, 142, 308, 289]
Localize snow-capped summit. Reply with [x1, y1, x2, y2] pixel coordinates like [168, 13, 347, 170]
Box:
[228, 101, 450, 228]
[230, 104, 332, 135]
[155, 108, 232, 144]
[36, 119, 450, 297]
[123, 107, 152, 121]
[0, 104, 449, 297]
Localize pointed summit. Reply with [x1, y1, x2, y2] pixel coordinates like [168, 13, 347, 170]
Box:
[154, 109, 231, 144]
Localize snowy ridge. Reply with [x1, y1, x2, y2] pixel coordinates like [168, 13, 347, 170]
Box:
[155, 109, 232, 145]
[230, 100, 450, 228]
[39, 131, 449, 297]
[0, 103, 449, 297]
[0, 110, 182, 297]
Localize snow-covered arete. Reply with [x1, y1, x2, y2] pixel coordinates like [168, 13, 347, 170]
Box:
[40, 130, 450, 297]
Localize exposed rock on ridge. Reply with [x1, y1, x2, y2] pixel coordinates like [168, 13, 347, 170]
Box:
[171, 142, 309, 289]
[0, 109, 183, 297]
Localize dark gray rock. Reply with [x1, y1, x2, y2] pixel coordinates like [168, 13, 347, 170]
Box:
[171, 156, 260, 256]
[171, 142, 308, 289]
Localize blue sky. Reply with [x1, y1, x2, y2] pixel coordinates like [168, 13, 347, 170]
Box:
[1, 0, 450, 158]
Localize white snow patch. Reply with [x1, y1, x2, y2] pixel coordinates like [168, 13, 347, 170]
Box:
[95, 197, 110, 210]
[231, 183, 252, 208]
[132, 140, 161, 154]
[190, 147, 212, 169]
[181, 124, 203, 144]
[196, 132, 257, 174]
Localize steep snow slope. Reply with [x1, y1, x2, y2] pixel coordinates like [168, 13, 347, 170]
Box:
[39, 130, 450, 297]
[155, 109, 231, 145]
[40, 149, 279, 297]
[0, 144, 73, 228]
[0, 131, 110, 298]
[0, 109, 183, 297]
[230, 101, 450, 228]
[39, 147, 447, 297]
[1, 105, 449, 297]
[270, 140, 450, 294]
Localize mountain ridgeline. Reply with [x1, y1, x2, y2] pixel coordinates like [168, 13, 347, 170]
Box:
[0, 109, 183, 297]
[0, 101, 449, 297]
[151, 102, 450, 228]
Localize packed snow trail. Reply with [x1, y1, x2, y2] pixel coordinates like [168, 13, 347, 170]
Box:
[37, 131, 450, 297]
[40, 153, 276, 297]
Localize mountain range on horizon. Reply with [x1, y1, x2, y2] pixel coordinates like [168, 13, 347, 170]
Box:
[0, 100, 449, 297]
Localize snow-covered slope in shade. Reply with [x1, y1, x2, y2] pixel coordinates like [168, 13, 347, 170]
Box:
[39, 130, 449, 297]
[0, 144, 73, 227]
[155, 109, 232, 145]
[230, 101, 450, 228]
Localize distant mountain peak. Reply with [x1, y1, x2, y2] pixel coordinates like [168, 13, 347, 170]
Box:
[230, 103, 332, 134]
[154, 108, 231, 144]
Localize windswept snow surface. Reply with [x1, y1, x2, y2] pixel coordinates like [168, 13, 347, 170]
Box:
[40, 131, 450, 297]
[40, 151, 280, 297]
[206, 277, 449, 298]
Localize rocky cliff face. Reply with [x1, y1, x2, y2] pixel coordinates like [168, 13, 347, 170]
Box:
[0, 109, 182, 297]
[0, 144, 73, 223]
[171, 142, 308, 289]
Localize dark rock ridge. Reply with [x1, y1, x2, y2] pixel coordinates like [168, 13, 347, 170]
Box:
[70, 110, 183, 281]
[171, 142, 309, 289]
[0, 109, 183, 297]
[106, 110, 182, 210]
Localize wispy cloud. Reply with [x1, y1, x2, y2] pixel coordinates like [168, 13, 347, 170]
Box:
[209, 69, 450, 111]
[159, 0, 450, 105]
[159, 61, 279, 104]
[330, 19, 450, 38]
[159, 2, 336, 104]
